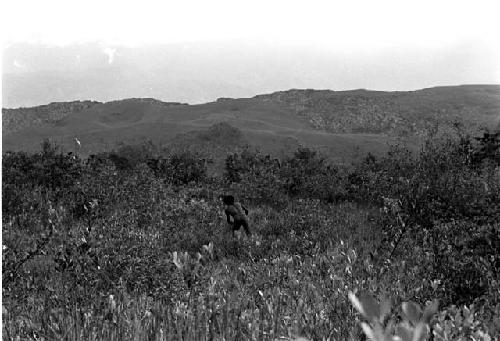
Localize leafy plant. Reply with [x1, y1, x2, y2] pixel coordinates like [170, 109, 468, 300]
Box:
[349, 292, 439, 341]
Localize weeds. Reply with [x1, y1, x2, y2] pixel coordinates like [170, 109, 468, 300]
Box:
[2, 131, 499, 340]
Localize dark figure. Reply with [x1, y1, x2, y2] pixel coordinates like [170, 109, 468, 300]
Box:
[222, 195, 251, 236]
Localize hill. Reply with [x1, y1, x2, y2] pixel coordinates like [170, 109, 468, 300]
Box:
[255, 85, 500, 135]
[3, 85, 499, 162]
[2, 101, 101, 133]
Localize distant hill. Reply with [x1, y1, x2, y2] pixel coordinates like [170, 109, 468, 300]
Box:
[255, 85, 500, 135]
[2, 101, 101, 134]
[3, 85, 499, 163]
[2, 99, 188, 134]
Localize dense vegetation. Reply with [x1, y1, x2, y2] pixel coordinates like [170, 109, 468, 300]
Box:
[2, 129, 499, 340]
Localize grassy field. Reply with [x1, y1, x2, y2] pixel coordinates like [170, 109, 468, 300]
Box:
[2, 130, 499, 340]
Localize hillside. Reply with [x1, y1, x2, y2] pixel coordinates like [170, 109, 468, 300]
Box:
[2, 101, 101, 133]
[3, 85, 499, 162]
[255, 85, 500, 135]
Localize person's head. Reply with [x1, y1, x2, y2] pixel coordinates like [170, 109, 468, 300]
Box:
[222, 195, 235, 205]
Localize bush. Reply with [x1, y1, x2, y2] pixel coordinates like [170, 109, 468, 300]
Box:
[2, 141, 84, 216]
[473, 130, 500, 166]
[427, 221, 500, 305]
[3, 140, 83, 190]
[163, 151, 208, 185]
[225, 147, 286, 207]
[280, 147, 340, 201]
[224, 147, 276, 183]
[110, 140, 158, 170]
[350, 131, 500, 305]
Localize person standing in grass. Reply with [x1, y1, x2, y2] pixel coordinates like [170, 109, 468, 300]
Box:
[222, 195, 251, 237]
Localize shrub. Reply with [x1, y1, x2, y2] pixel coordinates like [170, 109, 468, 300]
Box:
[2, 141, 84, 216]
[224, 147, 276, 183]
[473, 130, 500, 166]
[165, 151, 208, 185]
[225, 147, 286, 207]
[3, 140, 83, 190]
[279, 147, 347, 203]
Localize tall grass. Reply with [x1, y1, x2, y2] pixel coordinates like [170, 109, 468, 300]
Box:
[3, 131, 499, 340]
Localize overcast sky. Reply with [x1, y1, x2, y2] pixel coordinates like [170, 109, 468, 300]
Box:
[2, 0, 499, 49]
[2, 0, 500, 107]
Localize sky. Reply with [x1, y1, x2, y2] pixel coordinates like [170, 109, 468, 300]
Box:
[2, 0, 498, 49]
[1, 0, 500, 106]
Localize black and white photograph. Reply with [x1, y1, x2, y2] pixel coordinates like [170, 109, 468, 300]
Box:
[2, 0, 500, 340]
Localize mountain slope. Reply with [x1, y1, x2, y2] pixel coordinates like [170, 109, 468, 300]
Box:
[255, 85, 500, 135]
[3, 85, 499, 162]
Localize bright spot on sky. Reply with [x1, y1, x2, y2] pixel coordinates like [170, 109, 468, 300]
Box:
[102, 47, 116, 64]
[13, 60, 25, 69]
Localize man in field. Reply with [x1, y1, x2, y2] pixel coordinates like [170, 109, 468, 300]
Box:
[222, 195, 251, 237]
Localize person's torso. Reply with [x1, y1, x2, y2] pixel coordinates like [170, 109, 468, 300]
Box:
[226, 203, 247, 220]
